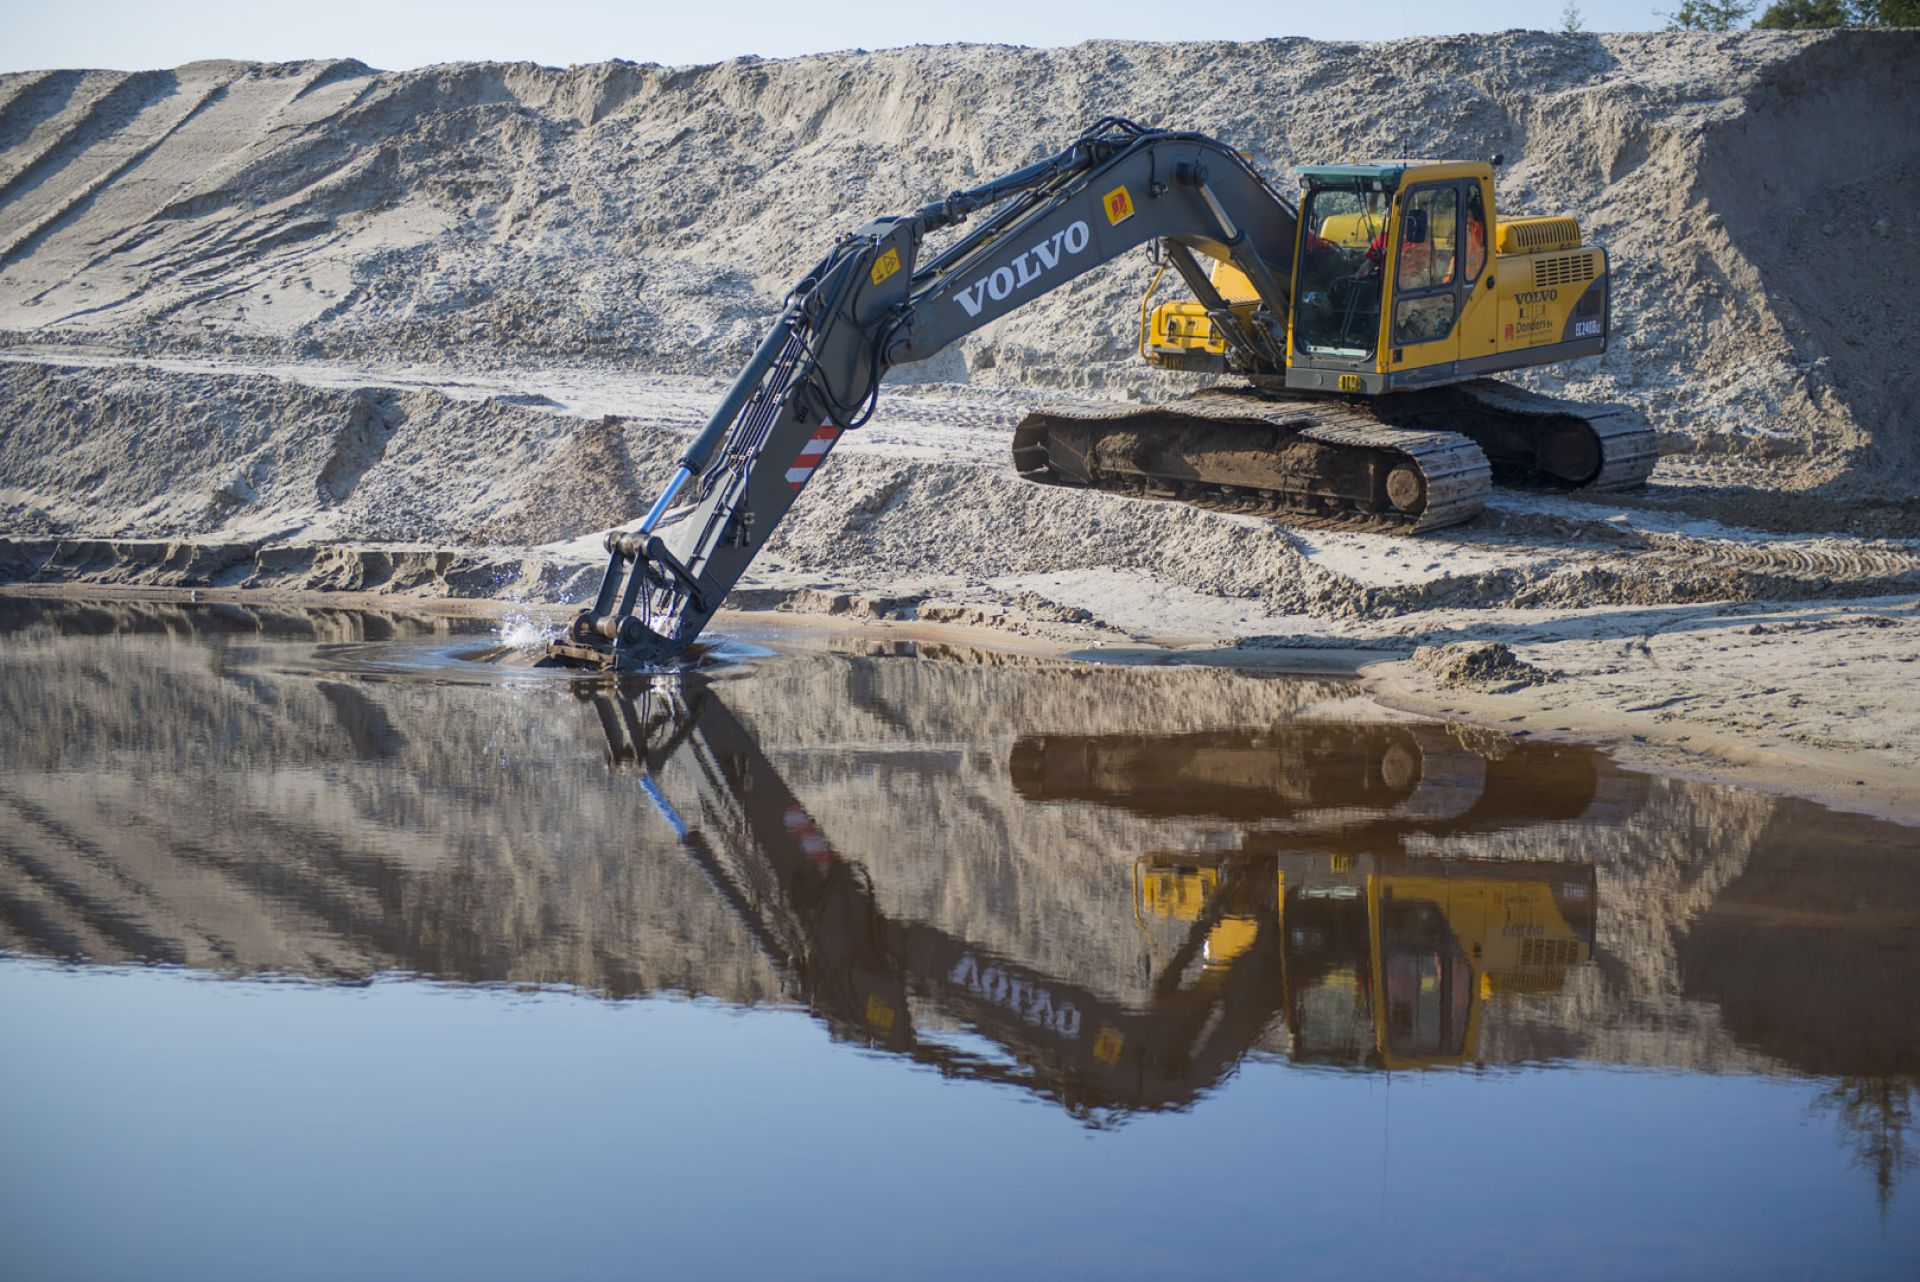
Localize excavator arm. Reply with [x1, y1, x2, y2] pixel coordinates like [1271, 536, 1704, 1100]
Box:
[548, 118, 1299, 669]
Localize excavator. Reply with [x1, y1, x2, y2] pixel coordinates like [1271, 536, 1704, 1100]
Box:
[547, 117, 1655, 670]
[588, 675, 1281, 1117]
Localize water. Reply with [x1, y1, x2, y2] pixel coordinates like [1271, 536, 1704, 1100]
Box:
[0, 598, 1915, 1280]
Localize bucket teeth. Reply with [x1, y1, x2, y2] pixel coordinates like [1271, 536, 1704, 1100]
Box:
[540, 640, 621, 671]
[540, 620, 680, 672]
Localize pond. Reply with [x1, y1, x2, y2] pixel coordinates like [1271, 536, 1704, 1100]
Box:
[0, 598, 1915, 1280]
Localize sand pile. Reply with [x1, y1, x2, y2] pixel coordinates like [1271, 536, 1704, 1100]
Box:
[0, 31, 1915, 497]
[0, 359, 676, 544]
[1411, 640, 1555, 691]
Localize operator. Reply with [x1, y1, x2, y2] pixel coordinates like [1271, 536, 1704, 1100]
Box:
[1359, 229, 1388, 279]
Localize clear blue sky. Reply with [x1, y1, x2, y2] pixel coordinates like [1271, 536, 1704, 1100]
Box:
[3, 0, 1677, 73]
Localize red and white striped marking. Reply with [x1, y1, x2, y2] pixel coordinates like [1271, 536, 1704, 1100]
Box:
[786, 424, 840, 491]
[783, 804, 836, 870]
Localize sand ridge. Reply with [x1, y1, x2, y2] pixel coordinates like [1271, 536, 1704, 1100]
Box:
[0, 33, 1915, 498]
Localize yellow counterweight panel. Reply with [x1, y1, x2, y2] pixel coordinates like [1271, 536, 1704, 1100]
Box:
[1491, 248, 1606, 354]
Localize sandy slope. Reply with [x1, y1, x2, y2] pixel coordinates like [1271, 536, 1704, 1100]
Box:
[2, 349, 1915, 820]
[0, 33, 1915, 504]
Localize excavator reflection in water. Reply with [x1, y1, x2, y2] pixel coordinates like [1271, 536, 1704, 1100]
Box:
[1057, 728, 1606, 1072]
[592, 678, 1614, 1120]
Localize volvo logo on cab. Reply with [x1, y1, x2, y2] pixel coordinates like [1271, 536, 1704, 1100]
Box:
[953, 221, 1092, 318]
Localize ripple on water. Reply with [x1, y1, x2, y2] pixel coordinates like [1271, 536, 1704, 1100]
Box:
[267, 631, 768, 685]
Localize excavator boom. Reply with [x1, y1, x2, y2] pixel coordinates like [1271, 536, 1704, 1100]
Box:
[593, 675, 1290, 1116]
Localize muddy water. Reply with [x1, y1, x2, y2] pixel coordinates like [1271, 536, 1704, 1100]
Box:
[1, 599, 1916, 1280]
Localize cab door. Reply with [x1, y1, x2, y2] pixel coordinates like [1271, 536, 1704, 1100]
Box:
[1452, 177, 1497, 362]
[1387, 183, 1467, 375]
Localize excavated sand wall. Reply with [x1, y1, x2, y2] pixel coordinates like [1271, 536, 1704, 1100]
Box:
[0, 31, 1914, 494]
[9, 359, 1917, 616]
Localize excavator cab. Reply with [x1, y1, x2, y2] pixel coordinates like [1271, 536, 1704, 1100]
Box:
[1142, 174, 1401, 370]
[1290, 176, 1395, 361]
[1144, 159, 1611, 402]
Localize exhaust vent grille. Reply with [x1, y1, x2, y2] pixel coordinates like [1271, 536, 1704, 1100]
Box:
[1519, 937, 1584, 968]
[1534, 253, 1599, 289]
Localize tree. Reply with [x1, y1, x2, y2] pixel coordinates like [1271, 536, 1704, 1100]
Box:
[1754, 0, 1920, 21]
[1755, 0, 1852, 25]
[1859, 0, 1920, 21]
[1664, 0, 1757, 27]
[1812, 1077, 1916, 1221]
[1562, 1, 1587, 31]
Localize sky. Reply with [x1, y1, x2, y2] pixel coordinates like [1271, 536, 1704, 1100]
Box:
[2, 0, 1680, 74]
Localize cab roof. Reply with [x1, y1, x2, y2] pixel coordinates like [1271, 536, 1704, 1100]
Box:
[1299, 160, 1490, 188]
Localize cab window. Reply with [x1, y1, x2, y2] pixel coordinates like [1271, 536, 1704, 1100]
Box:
[1397, 185, 1458, 292]
[1293, 183, 1392, 359]
[1392, 184, 1464, 346]
[1464, 185, 1487, 282]
[1395, 295, 1456, 346]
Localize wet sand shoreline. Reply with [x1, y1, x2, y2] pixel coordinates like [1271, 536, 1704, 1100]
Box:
[8, 581, 1914, 827]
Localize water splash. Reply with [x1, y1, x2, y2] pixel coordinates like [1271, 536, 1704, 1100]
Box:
[497, 608, 559, 651]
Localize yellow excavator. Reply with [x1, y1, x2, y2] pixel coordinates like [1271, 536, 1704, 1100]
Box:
[1014, 156, 1652, 532]
[607, 683, 1608, 1113]
[551, 119, 1657, 668]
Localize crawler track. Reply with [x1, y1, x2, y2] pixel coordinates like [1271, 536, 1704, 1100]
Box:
[1013, 388, 1492, 534]
[1014, 379, 1659, 535]
[1363, 379, 1661, 493]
